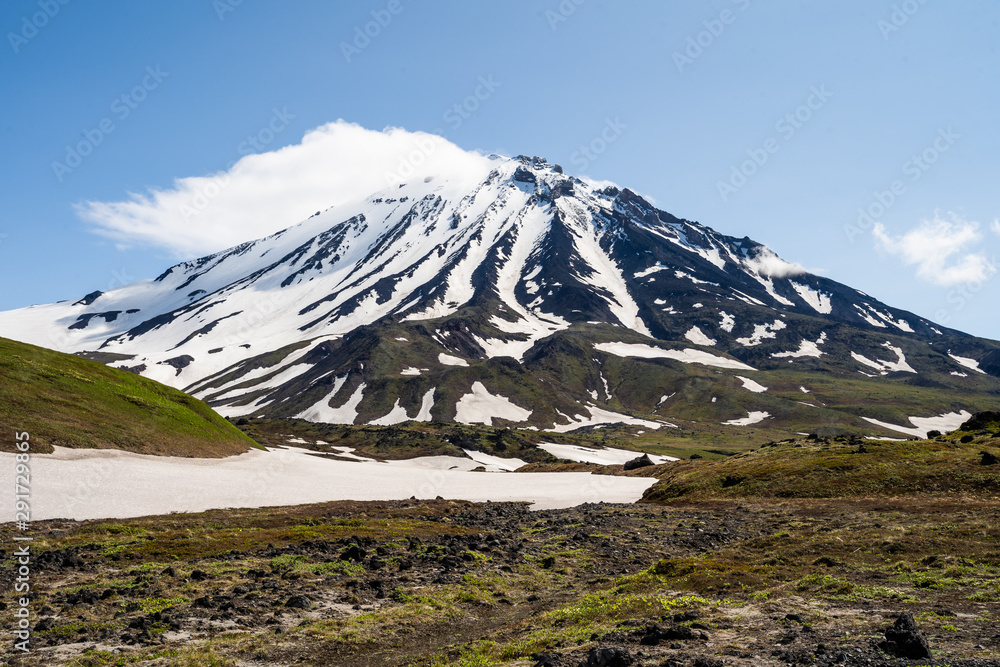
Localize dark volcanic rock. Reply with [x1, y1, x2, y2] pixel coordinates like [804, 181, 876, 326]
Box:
[879, 612, 931, 659]
[531, 652, 564, 666]
[586, 646, 633, 667]
[285, 594, 311, 609]
[980, 450, 999, 466]
[623, 454, 653, 471]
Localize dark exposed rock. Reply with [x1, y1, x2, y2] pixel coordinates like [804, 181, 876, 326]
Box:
[623, 454, 653, 471]
[513, 167, 536, 184]
[531, 652, 564, 666]
[980, 451, 998, 465]
[285, 594, 311, 609]
[959, 411, 1000, 432]
[585, 646, 633, 667]
[340, 545, 367, 562]
[878, 612, 931, 659]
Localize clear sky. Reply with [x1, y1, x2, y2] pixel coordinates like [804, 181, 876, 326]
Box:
[1, 0, 998, 337]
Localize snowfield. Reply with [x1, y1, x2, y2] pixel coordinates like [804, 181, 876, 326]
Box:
[861, 410, 972, 439]
[454, 381, 532, 426]
[722, 411, 771, 426]
[0, 446, 657, 521]
[594, 342, 755, 371]
[536, 442, 678, 465]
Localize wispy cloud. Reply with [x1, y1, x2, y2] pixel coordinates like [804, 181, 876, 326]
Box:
[75, 120, 491, 258]
[873, 213, 996, 286]
[745, 247, 806, 278]
[992, 218, 1000, 236]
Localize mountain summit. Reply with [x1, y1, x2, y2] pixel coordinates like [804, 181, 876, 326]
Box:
[3, 155, 998, 436]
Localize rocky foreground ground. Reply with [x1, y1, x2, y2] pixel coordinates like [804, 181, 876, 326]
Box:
[2, 493, 999, 666]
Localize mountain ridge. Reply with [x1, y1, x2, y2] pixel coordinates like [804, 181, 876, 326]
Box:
[1, 154, 997, 437]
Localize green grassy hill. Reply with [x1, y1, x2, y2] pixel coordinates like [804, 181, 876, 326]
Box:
[0, 336, 259, 457]
[638, 420, 1000, 501]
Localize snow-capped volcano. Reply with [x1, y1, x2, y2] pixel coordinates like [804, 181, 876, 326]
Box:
[3, 155, 998, 435]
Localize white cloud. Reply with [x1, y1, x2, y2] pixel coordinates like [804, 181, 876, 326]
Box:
[873, 214, 996, 286]
[745, 247, 806, 278]
[75, 121, 492, 258]
[992, 218, 1000, 236]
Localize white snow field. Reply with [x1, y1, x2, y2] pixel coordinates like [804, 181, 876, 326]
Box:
[0, 446, 657, 521]
[736, 376, 768, 393]
[454, 382, 532, 425]
[594, 342, 755, 371]
[547, 404, 672, 433]
[722, 411, 771, 426]
[860, 410, 972, 439]
[536, 442, 678, 465]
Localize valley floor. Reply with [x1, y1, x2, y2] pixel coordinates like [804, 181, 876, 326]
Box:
[2, 497, 999, 666]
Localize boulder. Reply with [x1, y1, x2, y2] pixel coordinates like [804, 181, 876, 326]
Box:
[586, 646, 633, 667]
[879, 612, 931, 659]
[623, 454, 653, 471]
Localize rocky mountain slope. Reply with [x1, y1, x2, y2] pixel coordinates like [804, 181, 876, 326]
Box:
[2, 155, 998, 438]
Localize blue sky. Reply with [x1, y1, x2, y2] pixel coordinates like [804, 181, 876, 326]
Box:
[1, 0, 998, 337]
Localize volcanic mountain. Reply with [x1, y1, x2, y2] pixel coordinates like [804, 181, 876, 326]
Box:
[3, 154, 998, 438]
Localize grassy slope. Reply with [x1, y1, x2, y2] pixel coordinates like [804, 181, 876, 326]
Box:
[0, 336, 259, 456]
[639, 425, 1000, 502]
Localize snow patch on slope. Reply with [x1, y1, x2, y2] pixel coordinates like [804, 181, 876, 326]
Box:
[594, 342, 755, 370]
[736, 320, 787, 347]
[861, 410, 972, 439]
[684, 326, 716, 346]
[851, 342, 916, 374]
[454, 382, 531, 426]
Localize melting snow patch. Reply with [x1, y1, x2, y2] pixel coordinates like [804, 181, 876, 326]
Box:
[536, 442, 678, 465]
[950, 371, 968, 378]
[722, 411, 770, 426]
[736, 320, 787, 346]
[719, 311, 735, 333]
[295, 382, 366, 424]
[948, 353, 986, 374]
[415, 388, 435, 421]
[400, 367, 425, 376]
[634, 263, 669, 278]
[684, 326, 717, 346]
[861, 410, 972, 439]
[547, 405, 672, 433]
[851, 342, 916, 374]
[790, 282, 832, 314]
[736, 376, 768, 393]
[439, 352, 469, 366]
[0, 445, 657, 518]
[462, 449, 527, 472]
[799, 386, 810, 393]
[454, 382, 531, 426]
[674, 270, 718, 286]
[369, 399, 413, 426]
[772, 332, 827, 359]
[854, 304, 887, 328]
[594, 342, 755, 370]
